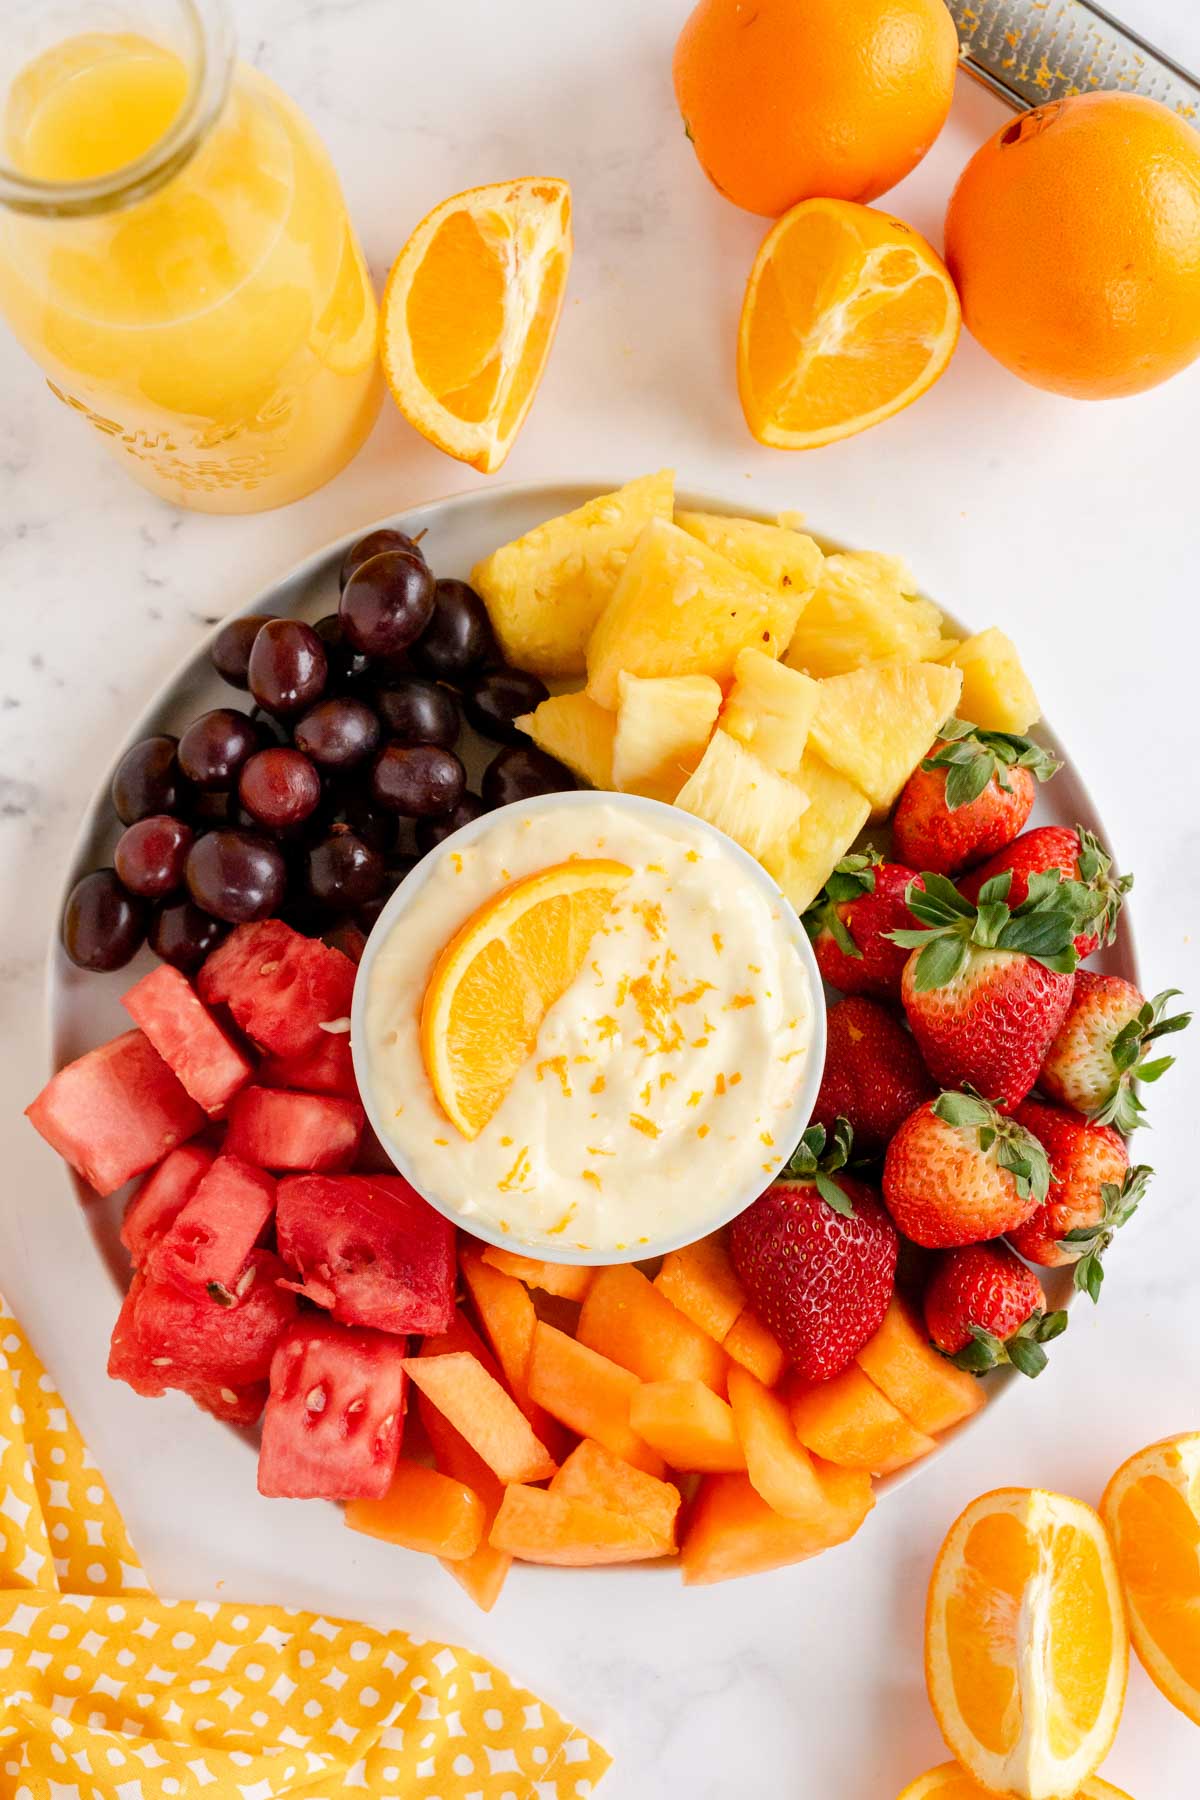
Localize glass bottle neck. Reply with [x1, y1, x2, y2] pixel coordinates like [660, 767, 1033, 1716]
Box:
[0, 0, 235, 220]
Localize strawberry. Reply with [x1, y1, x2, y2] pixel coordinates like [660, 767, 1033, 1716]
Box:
[811, 995, 934, 1158]
[1039, 973, 1190, 1132]
[803, 851, 925, 999]
[924, 1242, 1067, 1377]
[892, 870, 1080, 1107]
[882, 1090, 1050, 1247]
[960, 824, 1132, 959]
[729, 1119, 898, 1382]
[892, 719, 1059, 876]
[1008, 1097, 1151, 1301]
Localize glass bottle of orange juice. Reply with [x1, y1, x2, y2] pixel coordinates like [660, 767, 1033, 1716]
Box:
[0, 1, 382, 512]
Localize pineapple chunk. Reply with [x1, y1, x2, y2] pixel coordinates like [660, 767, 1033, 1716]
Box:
[808, 661, 963, 816]
[471, 470, 674, 678]
[586, 518, 789, 709]
[721, 649, 819, 775]
[785, 551, 943, 677]
[517, 692, 615, 789]
[675, 510, 822, 644]
[934, 627, 1041, 733]
[762, 752, 872, 915]
[674, 730, 809, 860]
[612, 672, 722, 803]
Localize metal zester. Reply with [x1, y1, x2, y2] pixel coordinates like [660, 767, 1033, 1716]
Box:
[946, 0, 1199, 118]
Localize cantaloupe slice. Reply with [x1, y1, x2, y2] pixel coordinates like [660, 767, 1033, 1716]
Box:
[551, 1439, 681, 1556]
[680, 1465, 874, 1585]
[489, 1484, 664, 1566]
[788, 1365, 937, 1475]
[420, 1307, 505, 1376]
[526, 1320, 664, 1477]
[459, 1244, 570, 1459]
[728, 1366, 832, 1519]
[630, 1379, 745, 1473]
[723, 1307, 787, 1388]
[653, 1235, 746, 1345]
[402, 1352, 557, 1485]
[480, 1245, 595, 1301]
[577, 1264, 730, 1393]
[419, 1392, 512, 1612]
[854, 1297, 986, 1438]
[345, 1461, 485, 1563]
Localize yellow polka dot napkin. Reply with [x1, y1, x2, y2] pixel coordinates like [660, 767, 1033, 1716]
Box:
[0, 1294, 610, 1799]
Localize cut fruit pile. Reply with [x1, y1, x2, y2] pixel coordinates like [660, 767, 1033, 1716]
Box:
[489, 470, 1037, 914]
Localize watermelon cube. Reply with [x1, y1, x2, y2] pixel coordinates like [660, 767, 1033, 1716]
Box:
[258, 1028, 357, 1099]
[121, 1142, 216, 1267]
[148, 1153, 275, 1295]
[258, 1317, 408, 1500]
[198, 920, 355, 1059]
[26, 1029, 205, 1197]
[109, 1250, 297, 1424]
[276, 1173, 455, 1334]
[224, 1088, 363, 1173]
[122, 963, 254, 1113]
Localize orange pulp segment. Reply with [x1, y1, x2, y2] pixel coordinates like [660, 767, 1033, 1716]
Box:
[381, 177, 572, 472]
[925, 1488, 1128, 1800]
[895, 1764, 1133, 1800]
[420, 857, 632, 1138]
[738, 197, 960, 451]
[1101, 1431, 1200, 1726]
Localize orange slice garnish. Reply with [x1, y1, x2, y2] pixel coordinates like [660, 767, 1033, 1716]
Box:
[420, 858, 631, 1139]
[738, 197, 960, 451]
[381, 177, 572, 473]
[1101, 1432, 1200, 1727]
[925, 1488, 1128, 1799]
[895, 1763, 1132, 1800]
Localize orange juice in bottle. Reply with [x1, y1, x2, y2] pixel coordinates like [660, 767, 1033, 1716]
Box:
[0, 1, 382, 512]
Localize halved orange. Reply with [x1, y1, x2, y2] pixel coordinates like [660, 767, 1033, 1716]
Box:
[738, 197, 960, 451]
[896, 1763, 1133, 1800]
[381, 177, 572, 472]
[1101, 1431, 1200, 1726]
[420, 858, 631, 1138]
[925, 1488, 1128, 1800]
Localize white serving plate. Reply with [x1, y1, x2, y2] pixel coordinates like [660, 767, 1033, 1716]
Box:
[45, 479, 1140, 1509]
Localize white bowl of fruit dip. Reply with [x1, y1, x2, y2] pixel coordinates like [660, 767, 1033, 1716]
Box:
[352, 791, 825, 1264]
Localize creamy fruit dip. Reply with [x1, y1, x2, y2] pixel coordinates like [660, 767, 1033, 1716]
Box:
[360, 796, 817, 1256]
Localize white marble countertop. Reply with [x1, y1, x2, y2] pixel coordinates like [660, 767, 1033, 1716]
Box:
[2, 2, 1199, 1793]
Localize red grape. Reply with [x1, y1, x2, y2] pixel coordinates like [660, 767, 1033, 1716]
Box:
[210, 614, 277, 689]
[111, 735, 189, 824]
[307, 830, 384, 910]
[482, 745, 577, 809]
[374, 677, 459, 749]
[150, 900, 226, 972]
[340, 552, 435, 658]
[415, 793, 486, 853]
[462, 667, 549, 744]
[238, 748, 322, 830]
[114, 815, 194, 898]
[294, 697, 381, 769]
[185, 829, 287, 923]
[178, 709, 260, 790]
[341, 527, 426, 589]
[357, 858, 417, 932]
[313, 613, 372, 689]
[62, 869, 147, 970]
[372, 744, 466, 817]
[247, 619, 327, 716]
[413, 579, 496, 677]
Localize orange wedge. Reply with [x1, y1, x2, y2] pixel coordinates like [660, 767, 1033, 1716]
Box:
[381, 177, 572, 472]
[1101, 1431, 1200, 1726]
[738, 197, 960, 451]
[925, 1488, 1128, 1800]
[420, 858, 631, 1138]
[896, 1764, 1133, 1800]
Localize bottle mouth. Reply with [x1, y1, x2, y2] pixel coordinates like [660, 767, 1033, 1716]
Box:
[0, 0, 235, 219]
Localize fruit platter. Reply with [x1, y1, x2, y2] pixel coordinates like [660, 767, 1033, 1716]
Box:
[29, 473, 1185, 1610]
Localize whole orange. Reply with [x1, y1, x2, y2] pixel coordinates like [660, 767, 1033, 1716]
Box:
[945, 92, 1200, 399]
[672, 0, 959, 217]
